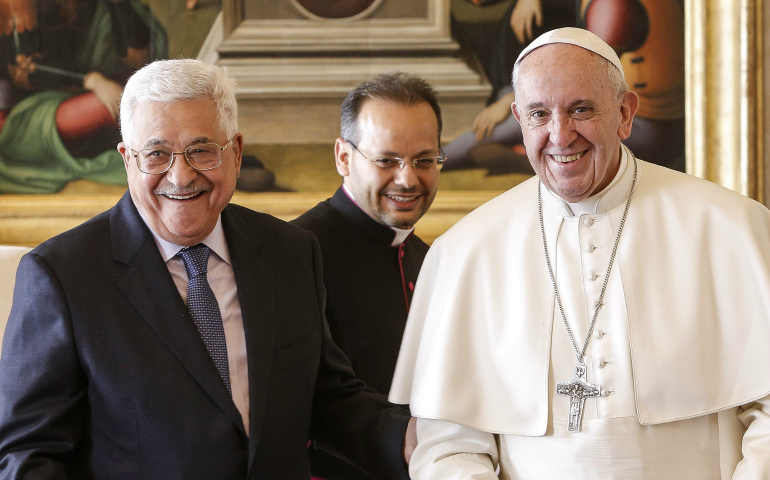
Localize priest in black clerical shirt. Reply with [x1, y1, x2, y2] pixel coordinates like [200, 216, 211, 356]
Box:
[291, 73, 443, 480]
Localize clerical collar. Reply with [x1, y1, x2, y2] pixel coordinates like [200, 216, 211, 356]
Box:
[137, 210, 232, 265]
[390, 227, 413, 247]
[542, 144, 635, 217]
[341, 183, 415, 247]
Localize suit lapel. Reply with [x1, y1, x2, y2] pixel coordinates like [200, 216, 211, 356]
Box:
[221, 206, 276, 473]
[111, 193, 246, 436]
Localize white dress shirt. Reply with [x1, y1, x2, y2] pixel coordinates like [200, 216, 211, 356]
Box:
[142, 215, 250, 434]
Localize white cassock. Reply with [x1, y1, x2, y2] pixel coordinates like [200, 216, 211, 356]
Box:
[389, 146, 770, 479]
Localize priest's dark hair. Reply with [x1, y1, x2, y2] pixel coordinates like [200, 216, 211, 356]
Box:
[340, 72, 442, 144]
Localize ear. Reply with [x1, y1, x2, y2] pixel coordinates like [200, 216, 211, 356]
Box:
[617, 90, 639, 140]
[334, 137, 351, 177]
[231, 133, 244, 176]
[511, 101, 522, 125]
[117, 142, 131, 171]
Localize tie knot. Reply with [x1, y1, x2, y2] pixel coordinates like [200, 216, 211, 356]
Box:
[178, 244, 211, 278]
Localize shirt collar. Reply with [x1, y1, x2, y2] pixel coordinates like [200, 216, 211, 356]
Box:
[137, 211, 232, 265]
[342, 183, 356, 202]
[341, 183, 415, 247]
[390, 227, 413, 247]
[541, 144, 635, 218]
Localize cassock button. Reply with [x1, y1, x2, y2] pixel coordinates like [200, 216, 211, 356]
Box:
[595, 330, 606, 338]
[601, 389, 612, 397]
[588, 272, 599, 281]
[586, 244, 596, 253]
[583, 218, 595, 227]
[592, 300, 603, 310]
[597, 359, 612, 368]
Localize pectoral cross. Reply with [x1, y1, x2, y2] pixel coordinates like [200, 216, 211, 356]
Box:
[556, 363, 601, 433]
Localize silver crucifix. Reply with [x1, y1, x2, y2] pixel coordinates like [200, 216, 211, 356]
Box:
[556, 363, 601, 432]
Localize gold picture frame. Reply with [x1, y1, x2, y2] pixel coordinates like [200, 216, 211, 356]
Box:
[685, 0, 764, 203]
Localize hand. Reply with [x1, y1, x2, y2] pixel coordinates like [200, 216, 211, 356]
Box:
[403, 417, 417, 465]
[83, 72, 123, 121]
[472, 92, 516, 141]
[510, 0, 542, 44]
[0, 0, 37, 35]
[8, 53, 37, 89]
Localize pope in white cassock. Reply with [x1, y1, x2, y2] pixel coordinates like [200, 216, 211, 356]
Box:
[389, 28, 770, 479]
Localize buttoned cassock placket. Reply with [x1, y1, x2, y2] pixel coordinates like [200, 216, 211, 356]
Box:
[546, 157, 637, 426]
[549, 205, 635, 424]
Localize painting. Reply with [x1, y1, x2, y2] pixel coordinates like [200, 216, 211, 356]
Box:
[445, 0, 685, 177]
[0, 0, 764, 246]
[0, 0, 167, 195]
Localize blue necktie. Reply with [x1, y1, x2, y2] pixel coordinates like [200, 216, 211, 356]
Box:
[178, 244, 231, 394]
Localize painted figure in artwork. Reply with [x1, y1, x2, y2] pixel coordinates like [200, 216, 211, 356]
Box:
[583, 0, 685, 172]
[446, 0, 576, 174]
[0, 0, 167, 193]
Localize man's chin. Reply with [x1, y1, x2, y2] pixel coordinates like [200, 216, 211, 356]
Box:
[156, 216, 213, 244]
[379, 211, 422, 230]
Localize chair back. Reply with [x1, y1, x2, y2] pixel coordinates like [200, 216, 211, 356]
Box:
[0, 246, 32, 356]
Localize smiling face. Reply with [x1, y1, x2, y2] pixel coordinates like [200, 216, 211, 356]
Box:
[335, 98, 440, 229]
[119, 98, 243, 246]
[512, 44, 638, 203]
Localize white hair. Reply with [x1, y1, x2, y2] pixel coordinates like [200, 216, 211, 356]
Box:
[512, 51, 628, 102]
[120, 59, 238, 144]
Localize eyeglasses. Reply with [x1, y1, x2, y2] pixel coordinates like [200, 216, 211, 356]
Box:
[347, 141, 445, 172]
[129, 139, 233, 175]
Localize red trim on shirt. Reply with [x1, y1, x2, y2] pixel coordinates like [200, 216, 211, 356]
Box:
[398, 243, 410, 313]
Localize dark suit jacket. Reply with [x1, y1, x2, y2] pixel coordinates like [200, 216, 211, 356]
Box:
[0, 192, 410, 479]
[292, 187, 429, 480]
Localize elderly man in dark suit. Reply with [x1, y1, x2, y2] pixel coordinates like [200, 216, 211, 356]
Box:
[0, 59, 413, 479]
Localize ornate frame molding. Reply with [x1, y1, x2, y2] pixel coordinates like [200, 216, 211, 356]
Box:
[686, 0, 764, 202]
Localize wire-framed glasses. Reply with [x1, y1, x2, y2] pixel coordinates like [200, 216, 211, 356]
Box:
[347, 140, 445, 172]
[129, 139, 233, 175]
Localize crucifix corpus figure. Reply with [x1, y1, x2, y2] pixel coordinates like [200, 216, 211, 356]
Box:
[556, 363, 601, 432]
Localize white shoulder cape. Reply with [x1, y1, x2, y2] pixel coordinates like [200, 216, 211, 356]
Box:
[390, 160, 770, 435]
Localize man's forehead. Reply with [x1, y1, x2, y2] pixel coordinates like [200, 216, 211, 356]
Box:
[518, 46, 605, 86]
[520, 43, 601, 69]
[139, 136, 218, 148]
[357, 100, 439, 143]
[358, 98, 436, 121]
[132, 99, 225, 145]
[133, 98, 219, 120]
